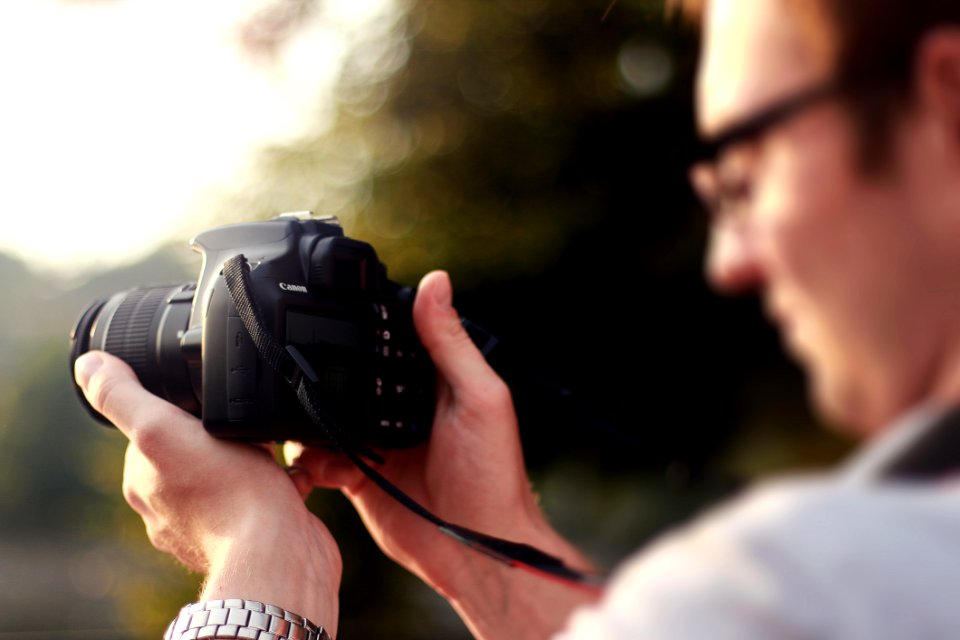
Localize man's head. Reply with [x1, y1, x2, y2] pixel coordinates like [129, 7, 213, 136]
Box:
[681, 0, 960, 436]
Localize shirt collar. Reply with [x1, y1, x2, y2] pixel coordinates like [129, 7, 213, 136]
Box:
[841, 404, 954, 485]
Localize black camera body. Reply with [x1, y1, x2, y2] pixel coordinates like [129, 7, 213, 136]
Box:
[71, 213, 434, 448]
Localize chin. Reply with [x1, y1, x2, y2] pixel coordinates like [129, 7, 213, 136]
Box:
[807, 370, 879, 440]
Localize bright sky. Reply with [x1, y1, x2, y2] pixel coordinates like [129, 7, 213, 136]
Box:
[0, 0, 393, 277]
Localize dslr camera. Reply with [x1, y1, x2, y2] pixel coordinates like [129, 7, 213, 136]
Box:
[70, 213, 434, 448]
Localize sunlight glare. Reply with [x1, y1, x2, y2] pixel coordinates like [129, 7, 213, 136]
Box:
[0, 0, 395, 277]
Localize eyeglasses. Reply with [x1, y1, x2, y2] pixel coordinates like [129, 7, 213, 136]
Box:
[690, 81, 840, 219]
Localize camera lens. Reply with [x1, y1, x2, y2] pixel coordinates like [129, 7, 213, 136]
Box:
[69, 283, 200, 425]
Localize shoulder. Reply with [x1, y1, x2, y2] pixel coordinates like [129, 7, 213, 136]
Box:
[690, 475, 960, 566]
[557, 476, 960, 640]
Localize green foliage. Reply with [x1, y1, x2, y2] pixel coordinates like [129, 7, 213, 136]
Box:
[206, 0, 697, 286]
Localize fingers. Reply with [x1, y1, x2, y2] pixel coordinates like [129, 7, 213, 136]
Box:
[287, 444, 364, 490]
[413, 271, 503, 393]
[77, 351, 332, 502]
[286, 465, 315, 501]
[74, 351, 196, 442]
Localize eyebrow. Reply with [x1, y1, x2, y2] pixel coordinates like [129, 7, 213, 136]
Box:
[695, 82, 838, 162]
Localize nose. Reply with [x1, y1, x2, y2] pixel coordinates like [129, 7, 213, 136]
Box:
[705, 222, 764, 295]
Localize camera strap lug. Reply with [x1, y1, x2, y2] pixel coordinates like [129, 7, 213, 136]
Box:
[284, 345, 320, 387]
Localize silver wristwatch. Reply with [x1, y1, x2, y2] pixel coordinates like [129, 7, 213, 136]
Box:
[164, 599, 332, 640]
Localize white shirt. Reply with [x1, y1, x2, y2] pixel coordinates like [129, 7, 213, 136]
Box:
[556, 408, 960, 639]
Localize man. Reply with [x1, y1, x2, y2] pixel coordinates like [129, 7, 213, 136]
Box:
[73, 0, 960, 637]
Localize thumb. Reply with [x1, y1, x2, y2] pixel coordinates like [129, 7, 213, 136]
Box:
[74, 350, 194, 440]
[413, 271, 499, 391]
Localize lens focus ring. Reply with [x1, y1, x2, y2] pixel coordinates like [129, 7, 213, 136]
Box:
[102, 286, 175, 381]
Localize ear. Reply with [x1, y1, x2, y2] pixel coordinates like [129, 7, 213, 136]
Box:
[915, 28, 960, 147]
[912, 30, 960, 242]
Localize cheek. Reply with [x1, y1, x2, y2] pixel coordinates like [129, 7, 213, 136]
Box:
[753, 138, 855, 295]
[751, 108, 899, 297]
[751, 133, 935, 429]
[749, 139, 861, 366]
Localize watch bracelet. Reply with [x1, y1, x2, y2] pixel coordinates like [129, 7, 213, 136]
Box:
[164, 599, 332, 640]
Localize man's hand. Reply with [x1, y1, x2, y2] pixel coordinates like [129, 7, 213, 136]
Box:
[74, 351, 341, 636]
[287, 271, 598, 639]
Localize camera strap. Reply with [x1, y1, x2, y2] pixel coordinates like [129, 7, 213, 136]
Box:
[222, 254, 604, 593]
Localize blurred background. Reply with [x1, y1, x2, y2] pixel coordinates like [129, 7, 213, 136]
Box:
[0, 0, 851, 637]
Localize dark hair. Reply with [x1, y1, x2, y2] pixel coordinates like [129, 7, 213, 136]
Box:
[669, 0, 960, 169]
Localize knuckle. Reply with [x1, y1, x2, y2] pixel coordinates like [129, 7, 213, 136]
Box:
[420, 309, 470, 354]
[121, 476, 148, 516]
[130, 419, 168, 459]
[480, 376, 513, 408]
[129, 409, 190, 462]
[458, 375, 514, 418]
[442, 318, 473, 347]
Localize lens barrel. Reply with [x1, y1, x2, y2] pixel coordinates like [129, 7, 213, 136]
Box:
[69, 283, 200, 425]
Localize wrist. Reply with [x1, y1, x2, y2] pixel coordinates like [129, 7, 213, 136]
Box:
[432, 508, 594, 599]
[422, 517, 598, 640]
[165, 600, 332, 640]
[444, 531, 600, 640]
[201, 512, 341, 638]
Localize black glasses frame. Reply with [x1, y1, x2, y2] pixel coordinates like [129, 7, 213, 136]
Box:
[695, 81, 840, 163]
